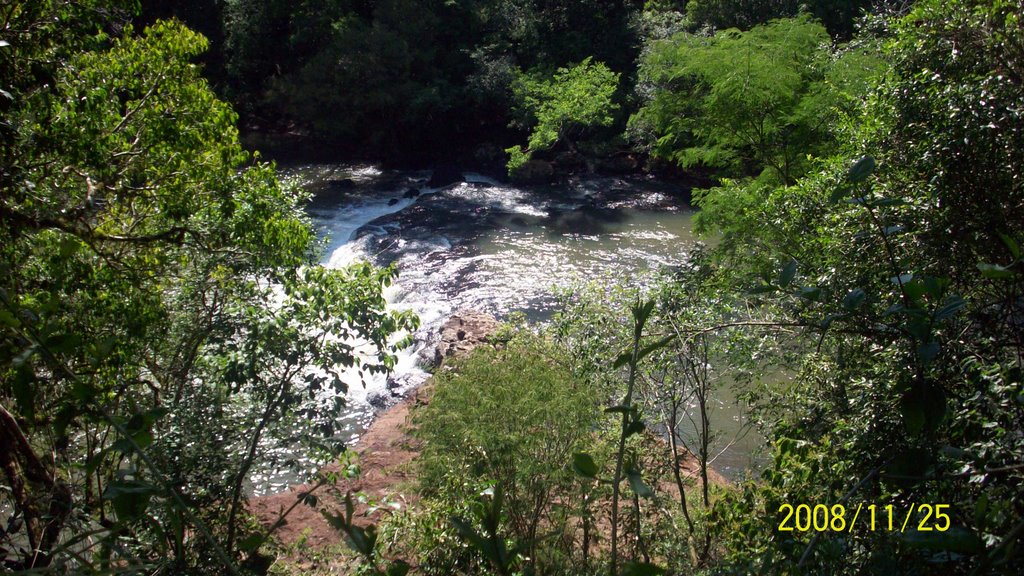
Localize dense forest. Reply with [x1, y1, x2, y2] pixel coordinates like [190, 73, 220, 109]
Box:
[1, 0, 1022, 574]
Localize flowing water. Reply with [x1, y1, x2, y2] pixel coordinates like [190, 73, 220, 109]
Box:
[251, 164, 764, 494]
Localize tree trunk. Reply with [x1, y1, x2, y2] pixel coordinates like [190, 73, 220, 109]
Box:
[0, 404, 72, 569]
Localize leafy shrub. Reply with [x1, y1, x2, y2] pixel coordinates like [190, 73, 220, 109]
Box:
[412, 333, 603, 573]
[506, 58, 620, 174]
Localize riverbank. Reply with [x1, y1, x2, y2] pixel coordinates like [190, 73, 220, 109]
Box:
[251, 312, 728, 573]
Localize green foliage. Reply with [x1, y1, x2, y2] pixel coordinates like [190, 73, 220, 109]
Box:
[412, 334, 601, 573]
[633, 15, 884, 184]
[683, 0, 872, 38]
[692, 1, 1024, 572]
[0, 6, 414, 572]
[506, 58, 620, 173]
[216, 0, 645, 160]
[7, 0, 1024, 574]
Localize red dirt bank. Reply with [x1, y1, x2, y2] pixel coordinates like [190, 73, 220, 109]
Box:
[250, 311, 727, 558]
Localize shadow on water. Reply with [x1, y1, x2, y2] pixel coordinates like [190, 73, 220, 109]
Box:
[542, 205, 630, 236]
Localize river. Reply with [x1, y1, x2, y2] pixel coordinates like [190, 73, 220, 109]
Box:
[250, 164, 764, 494]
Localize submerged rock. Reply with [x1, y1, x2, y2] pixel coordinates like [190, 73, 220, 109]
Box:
[328, 178, 356, 189]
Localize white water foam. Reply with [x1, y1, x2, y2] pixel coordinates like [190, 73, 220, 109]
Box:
[314, 176, 456, 435]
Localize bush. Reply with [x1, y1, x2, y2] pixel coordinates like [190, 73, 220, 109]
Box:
[412, 334, 603, 573]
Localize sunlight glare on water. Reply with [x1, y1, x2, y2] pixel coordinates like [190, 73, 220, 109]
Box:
[250, 165, 761, 495]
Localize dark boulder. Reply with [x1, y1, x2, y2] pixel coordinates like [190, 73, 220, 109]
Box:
[597, 154, 640, 174]
[473, 142, 506, 167]
[403, 188, 420, 199]
[427, 165, 464, 188]
[386, 373, 422, 398]
[367, 391, 390, 410]
[509, 159, 555, 184]
[328, 178, 356, 189]
[553, 151, 589, 172]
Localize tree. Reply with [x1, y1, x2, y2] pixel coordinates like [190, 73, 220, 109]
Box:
[693, 1, 1024, 572]
[684, 0, 873, 39]
[505, 57, 620, 174]
[0, 6, 415, 571]
[631, 15, 884, 184]
[412, 334, 602, 574]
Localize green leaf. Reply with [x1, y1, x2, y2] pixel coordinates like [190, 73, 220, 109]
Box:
[917, 341, 939, 366]
[819, 313, 842, 330]
[626, 419, 645, 437]
[999, 233, 1021, 259]
[0, 307, 19, 327]
[621, 562, 666, 576]
[322, 510, 346, 533]
[830, 183, 853, 203]
[387, 561, 411, 576]
[12, 366, 35, 421]
[346, 524, 376, 556]
[110, 439, 136, 455]
[842, 288, 866, 311]
[71, 379, 97, 402]
[90, 336, 117, 367]
[885, 447, 931, 481]
[778, 259, 798, 288]
[626, 469, 653, 498]
[933, 295, 967, 321]
[901, 383, 946, 435]
[630, 298, 656, 336]
[922, 276, 948, 299]
[44, 333, 82, 354]
[237, 533, 264, 553]
[883, 303, 905, 316]
[450, 517, 492, 560]
[872, 197, 909, 207]
[978, 263, 1014, 279]
[847, 155, 876, 183]
[974, 495, 989, 526]
[58, 236, 81, 258]
[797, 286, 821, 301]
[901, 389, 926, 436]
[905, 317, 932, 341]
[900, 526, 983, 554]
[572, 453, 599, 478]
[634, 334, 676, 365]
[902, 280, 926, 305]
[12, 344, 37, 368]
[104, 480, 159, 520]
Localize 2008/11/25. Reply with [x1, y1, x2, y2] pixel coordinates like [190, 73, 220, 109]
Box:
[778, 503, 951, 532]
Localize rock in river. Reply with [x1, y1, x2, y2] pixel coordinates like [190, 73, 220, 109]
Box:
[427, 164, 464, 188]
[432, 311, 502, 367]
